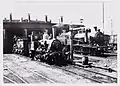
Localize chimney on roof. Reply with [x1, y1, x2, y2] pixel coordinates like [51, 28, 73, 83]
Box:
[80, 19, 84, 23]
[45, 15, 48, 22]
[21, 17, 23, 22]
[49, 19, 51, 23]
[4, 18, 7, 20]
[28, 13, 31, 22]
[60, 16, 63, 23]
[10, 13, 12, 22]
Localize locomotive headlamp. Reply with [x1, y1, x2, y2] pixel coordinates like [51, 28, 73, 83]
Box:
[86, 29, 91, 33]
[97, 48, 101, 50]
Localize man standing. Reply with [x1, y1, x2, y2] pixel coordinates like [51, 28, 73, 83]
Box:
[12, 35, 17, 53]
[43, 29, 49, 41]
[30, 31, 38, 60]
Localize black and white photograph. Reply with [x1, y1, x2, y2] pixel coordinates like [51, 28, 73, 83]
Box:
[2, 0, 118, 84]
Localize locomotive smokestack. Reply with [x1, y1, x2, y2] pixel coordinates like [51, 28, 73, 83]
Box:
[45, 15, 48, 22]
[10, 13, 12, 22]
[52, 26, 57, 39]
[28, 13, 31, 22]
[52, 27, 57, 39]
[94, 26, 97, 31]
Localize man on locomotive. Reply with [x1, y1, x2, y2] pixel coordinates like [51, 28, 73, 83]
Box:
[39, 29, 52, 45]
[43, 29, 50, 41]
[57, 29, 69, 45]
[60, 29, 66, 37]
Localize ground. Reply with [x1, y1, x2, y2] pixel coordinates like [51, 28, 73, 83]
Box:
[3, 53, 117, 84]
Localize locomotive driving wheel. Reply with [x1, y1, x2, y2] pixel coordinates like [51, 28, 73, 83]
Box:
[46, 52, 55, 65]
[54, 52, 62, 66]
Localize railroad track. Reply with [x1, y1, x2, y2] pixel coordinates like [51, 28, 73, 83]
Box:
[74, 63, 117, 79]
[16, 55, 117, 83]
[3, 75, 17, 84]
[4, 62, 56, 83]
[34, 61, 117, 83]
[4, 54, 117, 83]
[26, 69, 56, 83]
[30, 55, 117, 83]
[60, 64, 117, 83]
[3, 67, 29, 84]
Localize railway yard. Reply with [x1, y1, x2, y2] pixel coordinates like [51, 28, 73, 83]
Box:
[3, 11, 117, 84]
[3, 53, 117, 84]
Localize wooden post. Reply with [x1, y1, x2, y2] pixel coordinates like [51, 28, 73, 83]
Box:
[85, 29, 88, 43]
[45, 15, 48, 22]
[52, 27, 55, 39]
[70, 26, 73, 60]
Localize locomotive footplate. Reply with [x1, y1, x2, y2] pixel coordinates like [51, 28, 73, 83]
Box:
[73, 44, 107, 55]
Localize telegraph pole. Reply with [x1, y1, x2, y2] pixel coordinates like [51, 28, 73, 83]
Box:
[110, 18, 113, 29]
[102, 2, 105, 47]
[102, 2, 104, 30]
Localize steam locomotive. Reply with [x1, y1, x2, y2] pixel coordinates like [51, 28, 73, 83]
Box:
[12, 25, 71, 65]
[56, 24, 110, 56]
[12, 23, 110, 65]
[73, 28, 110, 56]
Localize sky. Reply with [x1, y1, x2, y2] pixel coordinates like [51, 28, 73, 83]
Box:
[0, 0, 116, 35]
